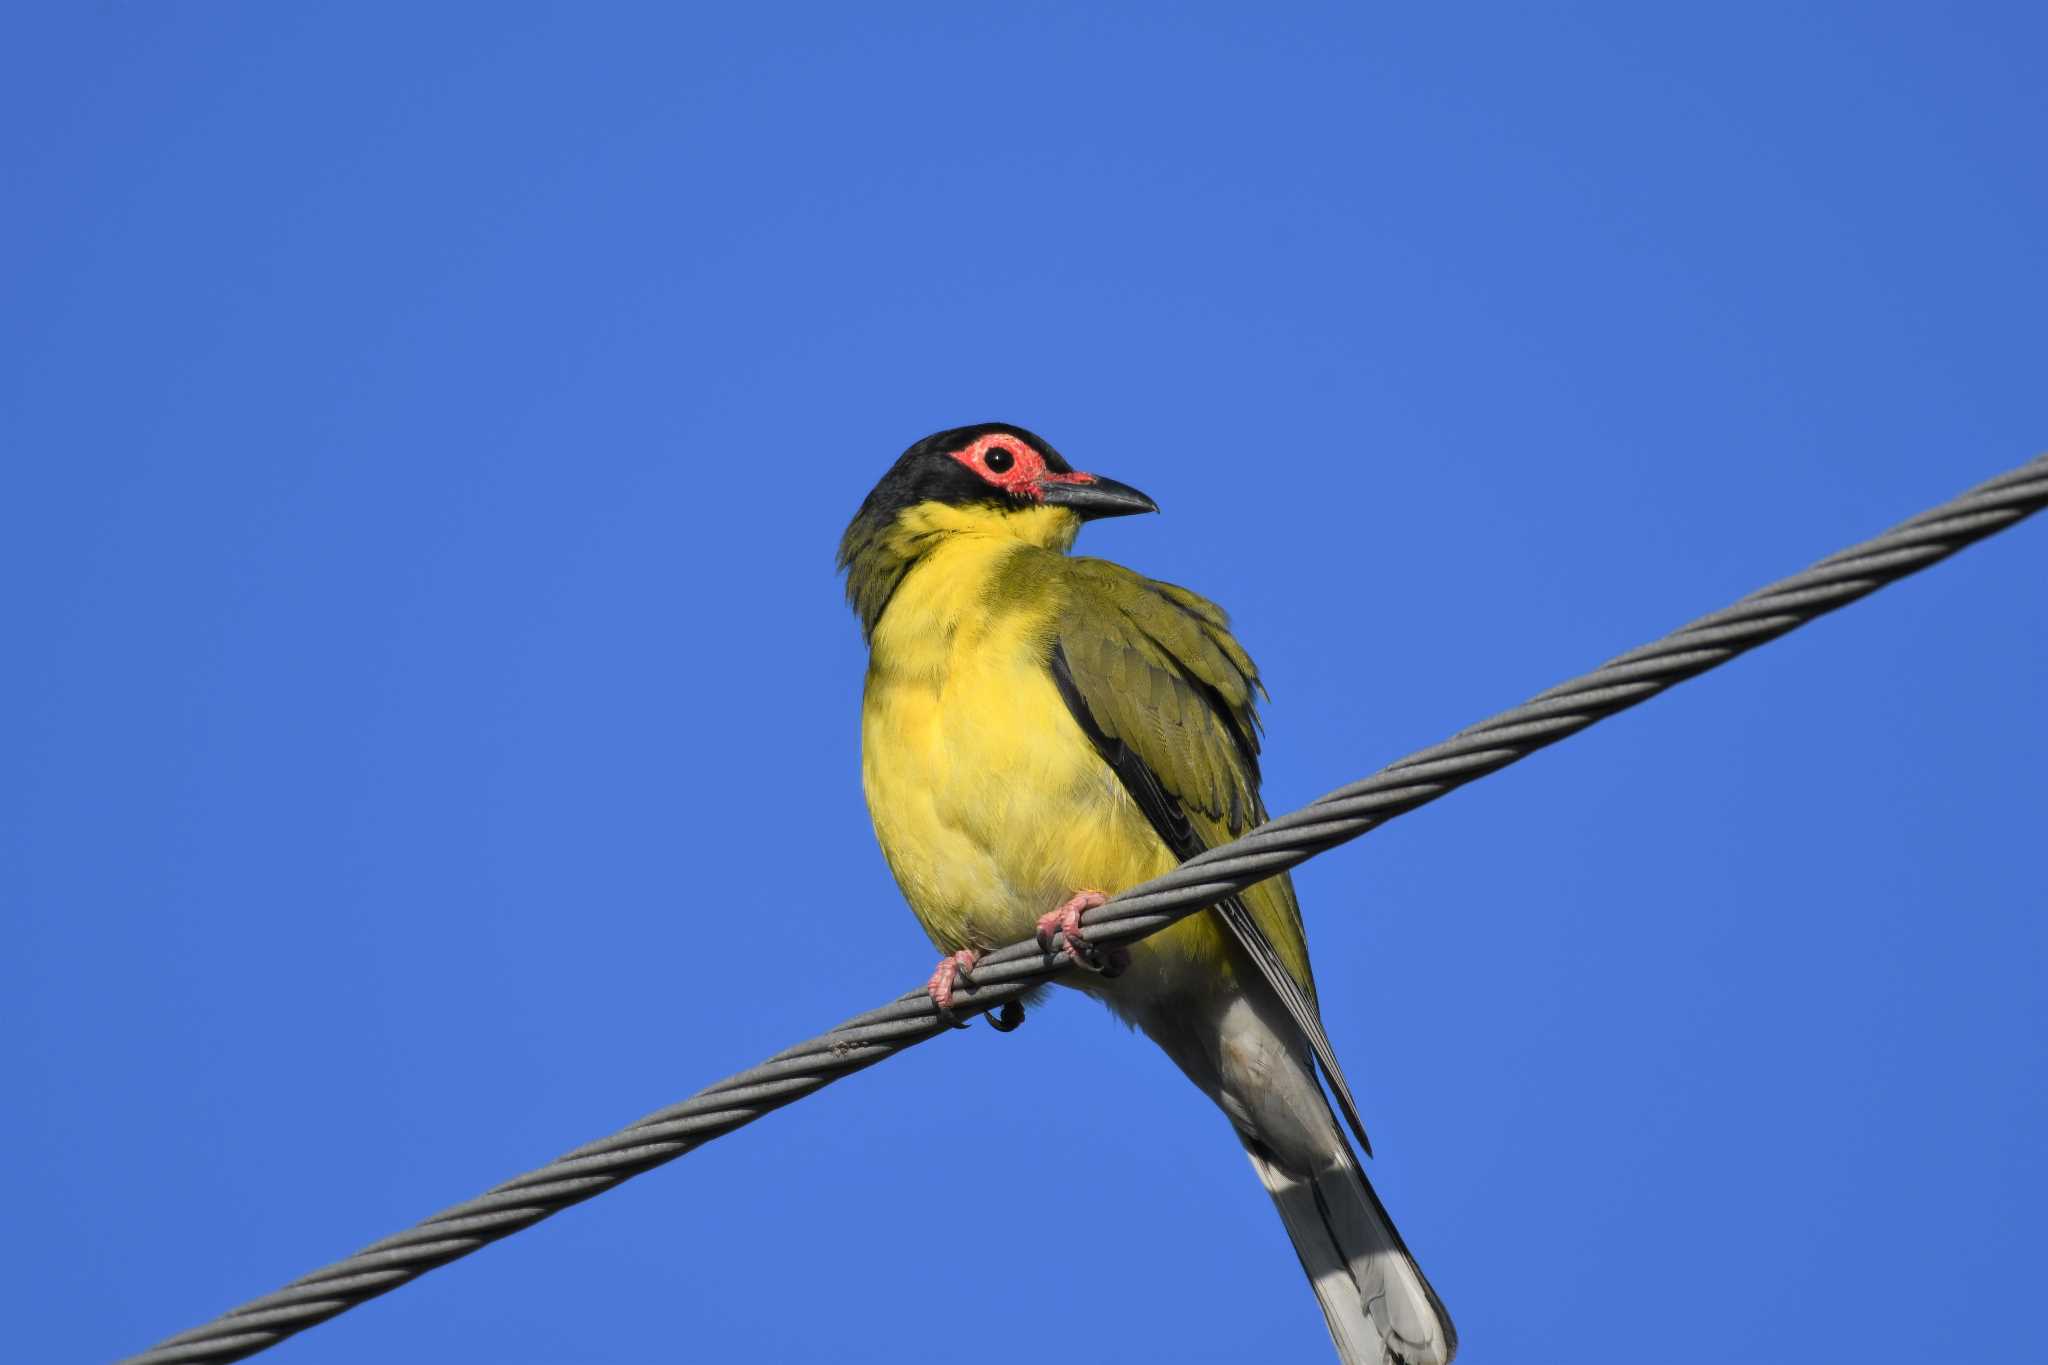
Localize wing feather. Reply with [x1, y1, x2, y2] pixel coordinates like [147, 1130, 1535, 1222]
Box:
[1052, 559, 1374, 1156]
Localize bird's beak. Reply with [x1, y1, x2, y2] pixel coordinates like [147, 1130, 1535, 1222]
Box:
[1038, 474, 1160, 520]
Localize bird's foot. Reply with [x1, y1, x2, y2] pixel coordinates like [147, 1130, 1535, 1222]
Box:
[1034, 890, 1128, 978]
[926, 949, 980, 1026]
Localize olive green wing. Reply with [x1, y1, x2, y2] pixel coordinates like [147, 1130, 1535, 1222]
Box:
[1050, 557, 1373, 1156]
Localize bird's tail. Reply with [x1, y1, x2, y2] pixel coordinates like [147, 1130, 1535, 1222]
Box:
[1243, 1132, 1456, 1365]
[1140, 986, 1455, 1364]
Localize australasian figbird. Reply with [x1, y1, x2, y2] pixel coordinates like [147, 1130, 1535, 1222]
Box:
[840, 423, 1454, 1365]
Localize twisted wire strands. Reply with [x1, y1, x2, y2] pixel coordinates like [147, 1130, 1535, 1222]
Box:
[124, 453, 2048, 1364]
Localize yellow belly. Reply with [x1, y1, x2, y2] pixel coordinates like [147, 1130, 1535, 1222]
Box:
[859, 539, 1233, 1002]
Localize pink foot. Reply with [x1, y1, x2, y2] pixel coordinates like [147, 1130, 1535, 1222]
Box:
[926, 948, 980, 1013]
[1034, 890, 1129, 977]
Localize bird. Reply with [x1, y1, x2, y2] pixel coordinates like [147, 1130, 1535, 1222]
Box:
[839, 422, 1455, 1365]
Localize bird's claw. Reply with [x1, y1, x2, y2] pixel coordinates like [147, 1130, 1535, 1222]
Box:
[926, 949, 980, 1027]
[1034, 890, 1128, 977]
[986, 1000, 1026, 1032]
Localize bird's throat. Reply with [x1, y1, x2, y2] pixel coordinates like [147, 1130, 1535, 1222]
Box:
[842, 500, 1079, 641]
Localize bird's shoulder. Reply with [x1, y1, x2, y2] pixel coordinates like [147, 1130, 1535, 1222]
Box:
[1043, 554, 1268, 831]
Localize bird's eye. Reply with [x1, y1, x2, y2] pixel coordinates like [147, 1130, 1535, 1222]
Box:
[984, 446, 1016, 474]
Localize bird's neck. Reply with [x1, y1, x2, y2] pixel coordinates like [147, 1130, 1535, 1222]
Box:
[844, 502, 1078, 641]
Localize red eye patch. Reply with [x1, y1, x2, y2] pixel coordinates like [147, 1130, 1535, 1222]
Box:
[946, 435, 1097, 501]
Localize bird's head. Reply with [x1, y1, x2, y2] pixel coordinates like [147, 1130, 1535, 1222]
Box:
[838, 422, 1157, 636]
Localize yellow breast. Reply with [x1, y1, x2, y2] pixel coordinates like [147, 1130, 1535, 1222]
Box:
[859, 524, 1234, 999]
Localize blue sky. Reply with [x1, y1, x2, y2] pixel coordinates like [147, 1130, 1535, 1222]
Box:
[5, 5, 2044, 1362]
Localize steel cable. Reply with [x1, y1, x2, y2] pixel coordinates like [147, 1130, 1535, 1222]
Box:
[123, 452, 2048, 1364]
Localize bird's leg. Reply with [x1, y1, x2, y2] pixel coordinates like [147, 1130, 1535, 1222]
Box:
[1034, 890, 1129, 978]
[926, 948, 980, 1025]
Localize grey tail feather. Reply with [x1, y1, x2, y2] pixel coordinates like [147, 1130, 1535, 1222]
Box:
[1214, 895, 1376, 1156]
[1245, 1137, 1458, 1365]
